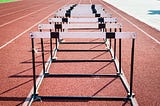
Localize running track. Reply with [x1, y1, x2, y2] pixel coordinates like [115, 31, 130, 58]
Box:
[0, 0, 160, 106]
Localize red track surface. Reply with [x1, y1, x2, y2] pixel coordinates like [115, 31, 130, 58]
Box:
[0, 0, 160, 106]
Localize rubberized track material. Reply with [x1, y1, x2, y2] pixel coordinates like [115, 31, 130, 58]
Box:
[0, 0, 160, 106]
[28, 3, 138, 105]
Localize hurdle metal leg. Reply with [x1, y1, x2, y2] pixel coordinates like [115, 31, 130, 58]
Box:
[40, 38, 45, 74]
[31, 38, 37, 96]
[129, 39, 135, 97]
[119, 39, 122, 74]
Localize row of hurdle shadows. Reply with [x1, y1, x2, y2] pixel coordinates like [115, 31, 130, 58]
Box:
[27, 4, 138, 106]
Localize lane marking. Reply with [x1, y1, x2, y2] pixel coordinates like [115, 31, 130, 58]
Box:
[22, 56, 52, 106]
[100, 0, 160, 45]
[22, 0, 78, 105]
[0, 4, 40, 18]
[0, 4, 51, 28]
[0, 5, 22, 12]
[0, 0, 65, 50]
[0, 4, 59, 50]
[0, 0, 60, 18]
[0, 0, 50, 12]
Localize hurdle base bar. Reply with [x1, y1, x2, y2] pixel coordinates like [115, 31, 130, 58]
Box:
[33, 95, 132, 102]
[59, 41, 105, 44]
[52, 59, 114, 63]
[32, 94, 42, 102]
[57, 49, 109, 52]
[44, 73, 118, 78]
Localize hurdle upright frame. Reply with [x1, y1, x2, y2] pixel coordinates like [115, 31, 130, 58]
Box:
[26, 4, 138, 106]
[29, 31, 138, 106]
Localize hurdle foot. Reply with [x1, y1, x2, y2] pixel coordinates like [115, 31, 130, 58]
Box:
[127, 93, 135, 99]
[52, 57, 58, 60]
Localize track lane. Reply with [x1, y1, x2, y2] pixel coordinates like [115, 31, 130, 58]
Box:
[0, 0, 40, 11]
[0, 0, 160, 106]
[0, 0, 61, 27]
[0, 0, 67, 48]
[0, 4, 43, 18]
[0, 0, 72, 105]
[0, 0, 44, 14]
[30, 0, 130, 106]
[93, 0, 160, 105]
[31, 0, 160, 105]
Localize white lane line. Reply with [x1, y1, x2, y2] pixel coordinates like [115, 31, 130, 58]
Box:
[0, 0, 47, 12]
[22, 1, 75, 105]
[0, 0, 73, 50]
[101, 0, 160, 45]
[22, 56, 52, 106]
[0, 4, 40, 18]
[0, 0, 57, 18]
[0, 10, 54, 50]
[0, 4, 51, 28]
[0, 5, 22, 12]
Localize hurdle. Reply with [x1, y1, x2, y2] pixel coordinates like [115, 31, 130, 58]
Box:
[47, 17, 120, 61]
[54, 4, 112, 18]
[39, 20, 121, 57]
[29, 31, 137, 105]
[26, 3, 138, 106]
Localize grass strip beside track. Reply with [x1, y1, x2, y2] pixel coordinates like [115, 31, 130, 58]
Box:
[0, 0, 18, 3]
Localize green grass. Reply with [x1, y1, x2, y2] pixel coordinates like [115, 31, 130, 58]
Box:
[0, 0, 17, 3]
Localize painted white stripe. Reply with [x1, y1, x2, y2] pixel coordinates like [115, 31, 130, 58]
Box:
[0, 0, 65, 50]
[0, 5, 22, 12]
[0, 5, 51, 28]
[0, 4, 40, 18]
[22, 1, 76, 106]
[101, 0, 160, 45]
[0, 10, 54, 50]
[22, 56, 52, 106]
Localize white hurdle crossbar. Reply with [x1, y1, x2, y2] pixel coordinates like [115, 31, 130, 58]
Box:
[38, 23, 122, 30]
[30, 32, 136, 39]
[54, 12, 112, 18]
[54, 4, 112, 18]
[48, 17, 117, 23]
